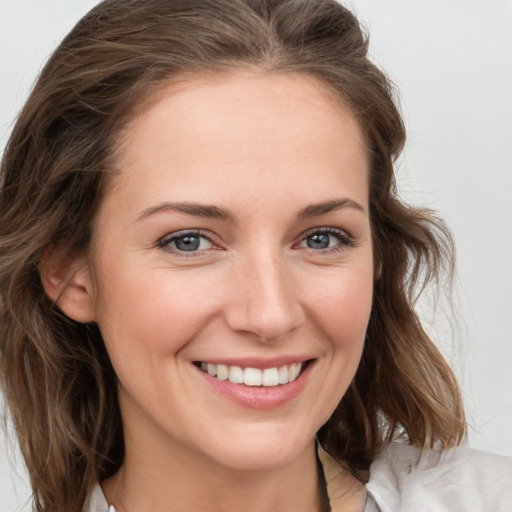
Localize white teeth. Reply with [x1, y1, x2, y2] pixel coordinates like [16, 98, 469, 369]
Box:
[262, 368, 279, 387]
[244, 367, 262, 386]
[228, 365, 244, 384]
[278, 365, 289, 384]
[289, 362, 301, 382]
[216, 364, 229, 381]
[199, 362, 304, 386]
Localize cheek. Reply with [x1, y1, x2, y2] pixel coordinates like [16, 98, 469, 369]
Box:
[92, 263, 219, 367]
[304, 266, 373, 350]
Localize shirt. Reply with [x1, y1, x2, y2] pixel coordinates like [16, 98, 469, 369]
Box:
[84, 442, 512, 511]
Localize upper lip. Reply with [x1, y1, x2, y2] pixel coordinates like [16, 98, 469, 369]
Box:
[193, 356, 314, 369]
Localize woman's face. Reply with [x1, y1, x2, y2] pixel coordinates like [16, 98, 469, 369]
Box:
[88, 71, 373, 471]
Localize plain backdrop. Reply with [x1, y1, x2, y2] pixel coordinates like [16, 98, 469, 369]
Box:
[1, 1, 511, 510]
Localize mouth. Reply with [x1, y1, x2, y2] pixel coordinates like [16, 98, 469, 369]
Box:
[194, 360, 311, 387]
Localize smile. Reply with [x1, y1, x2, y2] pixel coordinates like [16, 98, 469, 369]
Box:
[197, 362, 304, 387]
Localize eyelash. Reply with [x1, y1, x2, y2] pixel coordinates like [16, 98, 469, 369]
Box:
[156, 227, 355, 256]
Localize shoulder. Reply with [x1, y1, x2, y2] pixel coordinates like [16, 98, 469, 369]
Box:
[366, 442, 512, 512]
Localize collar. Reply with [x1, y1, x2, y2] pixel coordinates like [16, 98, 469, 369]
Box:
[317, 443, 374, 512]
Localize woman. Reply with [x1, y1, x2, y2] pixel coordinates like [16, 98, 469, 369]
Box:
[0, 1, 510, 511]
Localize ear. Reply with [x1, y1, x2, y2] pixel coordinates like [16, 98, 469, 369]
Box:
[40, 245, 96, 323]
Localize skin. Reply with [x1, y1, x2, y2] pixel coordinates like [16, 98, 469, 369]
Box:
[50, 71, 373, 511]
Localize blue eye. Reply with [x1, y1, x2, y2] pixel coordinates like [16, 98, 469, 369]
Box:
[159, 231, 214, 253]
[306, 232, 332, 249]
[299, 229, 353, 251]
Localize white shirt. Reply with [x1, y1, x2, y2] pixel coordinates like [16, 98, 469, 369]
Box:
[84, 442, 512, 511]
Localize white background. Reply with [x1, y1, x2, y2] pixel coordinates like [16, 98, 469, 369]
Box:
[1, 1, 511, 510]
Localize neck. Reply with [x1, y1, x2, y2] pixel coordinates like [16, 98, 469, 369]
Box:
[102, 428, 323, 512]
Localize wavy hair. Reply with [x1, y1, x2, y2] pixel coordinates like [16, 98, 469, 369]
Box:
[0, 0, 465, 510]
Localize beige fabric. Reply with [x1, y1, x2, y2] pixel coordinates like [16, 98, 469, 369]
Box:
[317, 444, 369, 512]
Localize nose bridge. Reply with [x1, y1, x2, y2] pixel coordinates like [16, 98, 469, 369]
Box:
[225, 244, 304, 341]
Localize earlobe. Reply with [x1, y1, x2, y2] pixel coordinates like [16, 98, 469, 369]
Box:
[39, 245, 96, 323]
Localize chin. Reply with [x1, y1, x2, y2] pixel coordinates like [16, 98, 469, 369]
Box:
[199, 422, 317, 472]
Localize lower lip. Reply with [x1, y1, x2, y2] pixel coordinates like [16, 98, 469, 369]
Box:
[194, 361, 314, 409]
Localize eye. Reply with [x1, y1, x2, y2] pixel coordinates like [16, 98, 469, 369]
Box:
[298, 228, 354, 252]
[158, 230, 215, 253]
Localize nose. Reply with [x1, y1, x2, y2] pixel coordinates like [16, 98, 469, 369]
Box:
[224, 250, 305, 342]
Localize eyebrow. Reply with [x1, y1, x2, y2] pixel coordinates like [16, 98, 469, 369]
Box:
[136, 202, 234, 222]
[297, 198, 366, 219]
[135, 197, 365, 223]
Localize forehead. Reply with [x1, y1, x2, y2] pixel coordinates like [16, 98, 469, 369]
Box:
[105, 70, 369, 218]
[116, 70, 366, 159]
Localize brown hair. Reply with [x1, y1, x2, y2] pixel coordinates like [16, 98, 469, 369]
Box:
[0, 0, 465, 510]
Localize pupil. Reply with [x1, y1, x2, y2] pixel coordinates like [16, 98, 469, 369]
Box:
[307, 233, 329, 249]
[175, 236, 200, 251]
